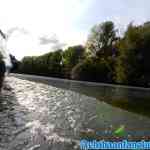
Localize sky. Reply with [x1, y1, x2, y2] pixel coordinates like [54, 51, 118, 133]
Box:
[0, 0, 149, 60]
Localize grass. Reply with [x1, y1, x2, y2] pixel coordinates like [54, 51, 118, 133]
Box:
[105, 97, 150, 118]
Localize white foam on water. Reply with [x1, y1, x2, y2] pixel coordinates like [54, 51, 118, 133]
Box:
[0, 28, 28, 74]
[0, 30, 13, 78]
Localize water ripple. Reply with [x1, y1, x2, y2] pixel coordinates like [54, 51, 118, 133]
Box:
[0, 76, 150, 149]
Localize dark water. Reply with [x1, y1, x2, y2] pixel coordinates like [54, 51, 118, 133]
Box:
[1, 76, 150, 150]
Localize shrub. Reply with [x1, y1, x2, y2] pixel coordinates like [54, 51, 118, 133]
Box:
[71, 58, 113, 83]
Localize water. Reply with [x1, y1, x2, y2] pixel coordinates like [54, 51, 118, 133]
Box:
[0, 28, 28, 73]
[1, 76, 150, 150]
[0, 30, 12, 71]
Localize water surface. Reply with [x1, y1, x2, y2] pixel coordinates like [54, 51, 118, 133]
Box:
[0, 76, 150, 149]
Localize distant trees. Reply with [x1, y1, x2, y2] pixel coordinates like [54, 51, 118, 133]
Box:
[62, 45, 85, 78]
[47, 50, 62, 77]
[15, 21, 150, 87]
[18, 50, 63, 77]
[17, 46, 85, 79]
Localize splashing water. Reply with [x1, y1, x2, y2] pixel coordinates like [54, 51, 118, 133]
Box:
[0, 28, 28, 75]
[0, 30, 12, 74]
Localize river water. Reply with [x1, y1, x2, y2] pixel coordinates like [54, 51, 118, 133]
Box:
[1, 76, 150, 150]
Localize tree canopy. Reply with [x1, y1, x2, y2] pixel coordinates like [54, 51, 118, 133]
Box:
[15, 21, 150, 87]
[86, 21, 117, 58]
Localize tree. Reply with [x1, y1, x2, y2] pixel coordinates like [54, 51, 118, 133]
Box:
[19, 56, 34, 74]
[47, 50, 63, 77]
[86, 21, 117, 58]
[139, 22, 150, 86]
[71, 57, 113, 82]
[62, 45, 85, 78]
[18, 50, 63, 77]
[115, 22, 150, 86]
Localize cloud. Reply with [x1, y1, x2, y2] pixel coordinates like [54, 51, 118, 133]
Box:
[39, 34, 66, 50]
[51, 43, 66, 50]
[0, 27, 29, 40]
[7, 27, 29, 39]
[39, 34, 59, 45]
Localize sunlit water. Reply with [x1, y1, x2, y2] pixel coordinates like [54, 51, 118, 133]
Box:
[1, 76, 150, 150]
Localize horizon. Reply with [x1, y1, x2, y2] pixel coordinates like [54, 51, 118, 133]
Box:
[0, 0, 150, 60]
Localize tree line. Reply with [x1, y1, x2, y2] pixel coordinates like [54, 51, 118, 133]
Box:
[14, 21, 150, 87]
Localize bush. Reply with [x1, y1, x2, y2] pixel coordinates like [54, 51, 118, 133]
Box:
[71, 58, 113, 83]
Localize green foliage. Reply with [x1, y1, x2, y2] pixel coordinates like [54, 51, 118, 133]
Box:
[18, 50, 63, 77]
[71, 57, 113, 83]
[86, 21, 117, 58]
[19, 56, 34, 74]
[62, 45, 85, 78]
[115, 22, 150, 86]
[47, 50, 62, 77]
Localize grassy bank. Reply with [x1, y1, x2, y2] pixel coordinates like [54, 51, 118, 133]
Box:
[106, 97, 150, 118]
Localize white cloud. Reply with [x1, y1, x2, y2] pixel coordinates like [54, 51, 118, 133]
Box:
[39, 34, 66, 50]
[39, 34, 59, 45]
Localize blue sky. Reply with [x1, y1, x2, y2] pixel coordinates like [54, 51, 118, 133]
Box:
[0, 0, 149, 60]
[76, 0, 150, 32]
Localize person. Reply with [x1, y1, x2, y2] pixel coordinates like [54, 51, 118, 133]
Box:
[0, 53, 6, 92]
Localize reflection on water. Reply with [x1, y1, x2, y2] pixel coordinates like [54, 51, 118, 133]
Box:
[0, 84, 29, 150]
[12, 73, 150, 101]
[1, 76, 150, 149]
